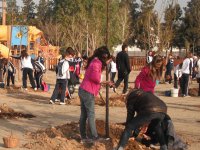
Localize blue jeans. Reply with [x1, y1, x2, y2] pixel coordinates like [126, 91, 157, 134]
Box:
[118, 112, 166, 149]
[51, 79, 67, 103]
[78, 88, 98, 139]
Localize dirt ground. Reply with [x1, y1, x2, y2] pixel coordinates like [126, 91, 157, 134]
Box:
[0, 70, 200, 150]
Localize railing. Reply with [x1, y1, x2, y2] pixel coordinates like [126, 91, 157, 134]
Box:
[129, 57, 184, 71]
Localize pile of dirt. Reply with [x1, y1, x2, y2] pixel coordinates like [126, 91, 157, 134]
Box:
[188, 88, 199, 96]
[0, 86, 21, 94]
[95, 95, 126, 107]
[23, 120, 150, 150]
[0, 103, 35, 119]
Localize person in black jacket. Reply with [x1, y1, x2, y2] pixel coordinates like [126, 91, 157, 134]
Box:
[114, 44, 131, 94]
[115, 89, 168, 150]
[36, 51, 45, 65]
[4, 59, 16, 87]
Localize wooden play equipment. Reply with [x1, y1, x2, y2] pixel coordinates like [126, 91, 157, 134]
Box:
[0, 25, 59, 69]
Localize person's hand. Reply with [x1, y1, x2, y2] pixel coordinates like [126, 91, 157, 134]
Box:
[101, 81, 115, 87]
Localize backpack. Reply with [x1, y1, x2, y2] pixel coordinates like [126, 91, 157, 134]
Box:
[41, 81, 50, 92]
[75, 63, 80, 76]
[56, 60, 66, 77]
[35, 61, 46, 73]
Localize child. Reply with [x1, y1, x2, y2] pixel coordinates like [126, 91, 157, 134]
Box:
[5, 60, 16, 87]
[174, 63, 183, 89]
[49, 47, 75, 105]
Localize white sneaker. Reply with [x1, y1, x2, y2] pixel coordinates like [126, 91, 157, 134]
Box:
[55, 99, 60, 102]
[34, 88, 37, 91]
[49, 100, 55, 104]
[59, 102, 66, 105]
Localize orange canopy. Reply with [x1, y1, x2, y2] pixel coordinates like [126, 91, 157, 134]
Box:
[0, 25, 8, 41]
[0, 44, 10, 58]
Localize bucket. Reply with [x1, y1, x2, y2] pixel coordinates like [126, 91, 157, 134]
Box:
[171, 88, 179, 97]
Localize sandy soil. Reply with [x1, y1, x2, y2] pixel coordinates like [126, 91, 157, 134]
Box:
[0, 70, 199, 150]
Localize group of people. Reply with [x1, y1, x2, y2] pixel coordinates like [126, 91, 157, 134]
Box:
[0, 50, 45, 90]
[173, 52, 200, 97]
[75, 44, 187, 150]
[49, 47, 83, 105]
[1, 44, 194, 150]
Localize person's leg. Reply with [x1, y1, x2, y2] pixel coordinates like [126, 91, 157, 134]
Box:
[50, 80, 61, 101]
[151, 119, 167, 148]
[118, 112, 165, 149]
[169, 72, 172, 84]
[35, 72, 40, 88]
[79, 88, 98, 139]
[11, 73, 15, 85]
[174, 74, 178, 88]
[111, 72, 116, 83]
[79, 88, 88, 139]
[7, 71, 11, 86]
[39, 73, 43, 89]
[182, 74, 189, 95]
[22, 68, 28, 88]
[184, 74, 189, 96]
[113, 72, 116, 82]
[27, 68, 36, 88]
[123, 74, 129, 94]
[115, 77, 123, 88]
[60, 80, 67, 103]
[180, 74, 186, 95]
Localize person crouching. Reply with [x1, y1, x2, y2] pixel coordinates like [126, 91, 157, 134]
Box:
[115, 89, 168, 150]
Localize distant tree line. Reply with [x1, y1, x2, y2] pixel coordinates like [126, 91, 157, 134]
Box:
[1, 0, 200, 55]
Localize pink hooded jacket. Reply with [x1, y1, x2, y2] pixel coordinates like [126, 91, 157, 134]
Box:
[135, 66, 156, 93]
[80, 58, 102, 96]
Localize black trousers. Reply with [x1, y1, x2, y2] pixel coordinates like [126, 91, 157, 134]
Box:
[173, 73, 178, 89]
[51, 79, 67, 103]
[115, 73, 129, 94]
[110, 72, 116, 83]
[22, 68, 36, 88]
[118, 112, 166, 148]
[7, 71, 15, 86]
[180, 73, 189, 96]
[35, 71, 43, 89]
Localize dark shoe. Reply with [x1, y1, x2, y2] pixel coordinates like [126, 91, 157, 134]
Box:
[160, 145, 167, 150]
[113, 87, 119, 93]
[80, 138, 93, 144]
[93, 137, 105, 142]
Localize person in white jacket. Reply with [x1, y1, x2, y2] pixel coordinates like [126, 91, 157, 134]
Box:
[180, 52, 192, 97]
[12, 50, 36, 91]
[50, 47, 75, 105]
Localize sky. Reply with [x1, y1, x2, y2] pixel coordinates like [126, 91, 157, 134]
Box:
[16, 0, 190, 11]
[15, 0, 191, 12]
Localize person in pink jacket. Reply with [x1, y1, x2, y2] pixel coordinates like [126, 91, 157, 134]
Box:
[135, 55, 164, 93]
[79, 46, 111, 143]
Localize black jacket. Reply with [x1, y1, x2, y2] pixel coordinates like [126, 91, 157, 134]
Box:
[126, 89, 167, 123]
[116, 51, 131, 77]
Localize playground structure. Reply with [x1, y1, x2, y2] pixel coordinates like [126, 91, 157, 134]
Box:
[0, 25, 59, 69]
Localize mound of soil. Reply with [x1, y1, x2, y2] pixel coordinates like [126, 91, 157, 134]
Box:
[0, 103, 35, 119]
[0, 86, 21, 94]
[23, 120, 150, 150]
[188, 88, 199, 96]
